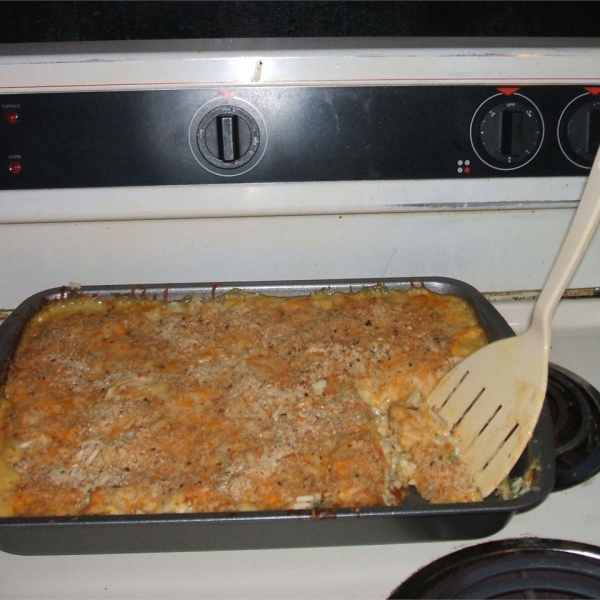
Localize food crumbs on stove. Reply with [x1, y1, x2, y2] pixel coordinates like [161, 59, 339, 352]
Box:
[0, 285, 487, 517]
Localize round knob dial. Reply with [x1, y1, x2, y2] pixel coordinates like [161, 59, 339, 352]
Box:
[197, 106, 260, 170]
[471, 94, 544, 170]
[189, 98, 267, 177]
[558, 93, 600, 169]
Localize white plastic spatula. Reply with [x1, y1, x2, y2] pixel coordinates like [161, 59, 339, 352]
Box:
[427, 148, 600, 498]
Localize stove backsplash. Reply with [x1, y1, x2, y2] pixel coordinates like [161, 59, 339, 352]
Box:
[0, 39, 599, 309]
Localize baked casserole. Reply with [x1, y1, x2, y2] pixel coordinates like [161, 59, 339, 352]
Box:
[0, 285, 489, 517]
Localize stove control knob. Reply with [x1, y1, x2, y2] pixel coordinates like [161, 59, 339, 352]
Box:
[197, 106, 259, 170]
[471, 94, 544, 170]
[558, 93, 600, 169]
[189, 98, 267, 177]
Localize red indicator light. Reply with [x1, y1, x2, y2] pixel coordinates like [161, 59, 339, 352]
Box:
[8, 161, 22, 174]
[464, 166, 471, 174]
[5, 110, 18, 124]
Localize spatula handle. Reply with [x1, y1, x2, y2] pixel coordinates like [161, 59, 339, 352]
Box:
[532, 148, 600, 345]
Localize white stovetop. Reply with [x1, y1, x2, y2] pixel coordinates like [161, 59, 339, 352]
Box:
[2, 297, 600, 600]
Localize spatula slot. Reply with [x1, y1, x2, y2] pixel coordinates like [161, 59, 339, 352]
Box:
[477, 404, 503, 437]
[461, 404, 521, 473]
[451, 387, 486, 433]
[481, 423, 520, 473]
[438, 370, 471, 412]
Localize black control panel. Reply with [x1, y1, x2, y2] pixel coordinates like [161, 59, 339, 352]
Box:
[1, 85, 599, 189]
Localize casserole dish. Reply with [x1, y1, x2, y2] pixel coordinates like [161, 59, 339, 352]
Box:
[0, 277, 554, 555]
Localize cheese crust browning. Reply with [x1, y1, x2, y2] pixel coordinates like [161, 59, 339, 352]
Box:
[0, 286, 488, 517]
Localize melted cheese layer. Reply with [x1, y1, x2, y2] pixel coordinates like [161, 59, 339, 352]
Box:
[0, 286, 487, 516]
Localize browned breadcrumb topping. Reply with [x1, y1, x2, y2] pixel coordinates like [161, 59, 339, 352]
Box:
[0, 286, 487, 517]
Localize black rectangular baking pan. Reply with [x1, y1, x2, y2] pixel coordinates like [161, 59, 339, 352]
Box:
[0, 277, 555, 555]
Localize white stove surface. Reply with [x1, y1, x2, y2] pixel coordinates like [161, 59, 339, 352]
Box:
[2, 296, 599, 600]
[1, 37, 600, 599]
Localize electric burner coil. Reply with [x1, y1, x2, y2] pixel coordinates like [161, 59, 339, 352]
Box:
[389, 538, 600, 599]
[547, 364, 600, 490]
